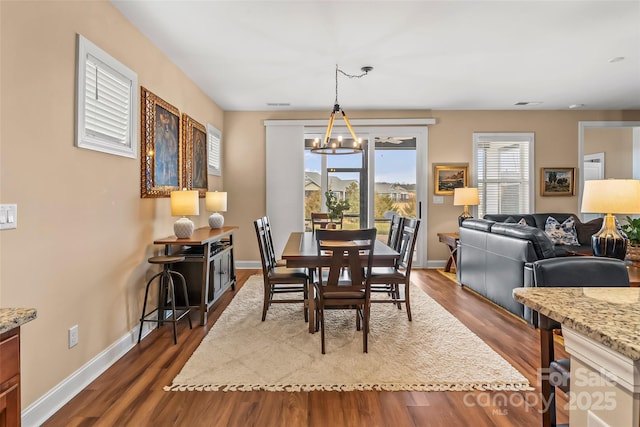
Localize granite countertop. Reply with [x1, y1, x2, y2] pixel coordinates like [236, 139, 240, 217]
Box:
[0, 308, 37, 334]
[513, 287, 640, 361]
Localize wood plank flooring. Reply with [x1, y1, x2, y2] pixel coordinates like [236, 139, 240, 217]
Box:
[42, 269, 568, 426]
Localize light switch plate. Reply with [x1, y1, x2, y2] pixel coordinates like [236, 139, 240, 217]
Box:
[433, 196, 444, 204]
[0, 204, 17, 230]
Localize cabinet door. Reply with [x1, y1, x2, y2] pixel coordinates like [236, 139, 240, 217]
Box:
[0, 379, 20, 427]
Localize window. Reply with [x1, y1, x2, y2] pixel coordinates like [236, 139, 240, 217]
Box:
[472, 133, 534, 217]
[75, 34, 138, 158]
[207, 124, 222, 176]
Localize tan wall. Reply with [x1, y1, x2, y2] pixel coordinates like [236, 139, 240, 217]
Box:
[0, 1, 223, 407]
[225, 110, 640, 264]
[584, 128, 634, 179]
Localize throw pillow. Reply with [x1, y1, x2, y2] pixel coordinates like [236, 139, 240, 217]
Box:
[518, 218, 528, 226]
[545, 216, 579, 246]
[504, 216, 516, 223]
[574, 217, 603, 245]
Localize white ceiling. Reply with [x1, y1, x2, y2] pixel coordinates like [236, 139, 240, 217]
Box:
[111, 0, 640, 111]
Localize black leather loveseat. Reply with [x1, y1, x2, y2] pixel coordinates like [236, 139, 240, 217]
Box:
[456, 213, 602, 319]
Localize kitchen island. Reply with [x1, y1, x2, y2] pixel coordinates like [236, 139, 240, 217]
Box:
[513, 287, 640, 427]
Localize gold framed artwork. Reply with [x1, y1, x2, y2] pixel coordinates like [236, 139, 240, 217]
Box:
[182, 114, 208, 197]
[541, 167, 575, 196]
[434, 164, 468, 195]
[140, 87, 183, 198]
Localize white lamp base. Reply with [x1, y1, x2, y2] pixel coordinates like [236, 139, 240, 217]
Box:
[174, 217, 195, 238]
[209, 212, 225, 229]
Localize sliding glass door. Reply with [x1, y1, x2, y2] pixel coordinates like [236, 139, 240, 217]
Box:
[304, 126, 427, 267]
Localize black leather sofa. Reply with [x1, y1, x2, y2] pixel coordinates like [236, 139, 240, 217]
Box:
[456, 213, 603, 319]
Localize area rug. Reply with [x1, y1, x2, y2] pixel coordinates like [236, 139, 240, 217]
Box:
[165, 275, 531, 392]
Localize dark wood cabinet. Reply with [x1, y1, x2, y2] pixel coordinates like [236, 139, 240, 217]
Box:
[0, 328, 21, 427]
[155, 226, 237, 325]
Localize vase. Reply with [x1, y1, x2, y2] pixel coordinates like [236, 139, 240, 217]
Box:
[626, 244, 640, 262]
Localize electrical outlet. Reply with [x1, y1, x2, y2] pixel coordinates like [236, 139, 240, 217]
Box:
[69, 325, 79, 348]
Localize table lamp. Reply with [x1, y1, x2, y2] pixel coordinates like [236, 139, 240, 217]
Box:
[581, 179, 640, 259]
[453, 187, 479, 226]
[206, 191, 227, 229]
[170, 189, 200, 238]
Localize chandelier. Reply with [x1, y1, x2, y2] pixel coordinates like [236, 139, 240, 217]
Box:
[311, 64, 373, 155]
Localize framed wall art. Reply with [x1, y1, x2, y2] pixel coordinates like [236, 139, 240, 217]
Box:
[434, 164, 468, 195]
[182, 114, 208, 196]
[541, 167, 575, 196]
[140, 87, 182, 198]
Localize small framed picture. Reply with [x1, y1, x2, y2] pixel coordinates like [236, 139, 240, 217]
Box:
[434, 164, 468, 195]
[182, 114, 208, 197]
[541, 167, 575, 196]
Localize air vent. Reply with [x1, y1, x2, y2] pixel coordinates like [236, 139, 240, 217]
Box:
[514, 101, 542, 106]
[266, 102, 291, 107]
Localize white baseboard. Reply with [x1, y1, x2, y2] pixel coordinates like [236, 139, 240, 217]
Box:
[235, 260, 261, 269]
[21, 321, 156, 427]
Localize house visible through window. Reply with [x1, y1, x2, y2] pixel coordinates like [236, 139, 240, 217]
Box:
[75, 34, 137, 158]
[472, 133, 534, 217]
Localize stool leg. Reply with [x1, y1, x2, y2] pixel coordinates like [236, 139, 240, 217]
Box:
[171, 271, 192, 330]
[138, 271, 164, 343]
[166, 272, 178, 345]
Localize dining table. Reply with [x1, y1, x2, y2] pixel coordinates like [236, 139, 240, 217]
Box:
[281, 231, 400, 332]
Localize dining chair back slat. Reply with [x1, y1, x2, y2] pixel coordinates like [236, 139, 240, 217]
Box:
[387, 215, 404, 251]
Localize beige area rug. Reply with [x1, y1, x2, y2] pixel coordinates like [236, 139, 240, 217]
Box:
[165, 275, 531, 392]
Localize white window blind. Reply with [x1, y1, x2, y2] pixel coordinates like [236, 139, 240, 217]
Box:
[207, 124, 222, 176]
[75, 34, 137, 158]
[473, 133, 534, 217]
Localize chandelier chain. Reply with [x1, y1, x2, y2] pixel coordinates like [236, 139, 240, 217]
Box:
[334, 64, 371, 104]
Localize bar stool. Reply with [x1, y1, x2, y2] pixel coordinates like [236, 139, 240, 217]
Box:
[138, 255, 192, 345]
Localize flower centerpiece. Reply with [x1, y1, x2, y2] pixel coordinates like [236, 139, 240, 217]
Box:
[622, 216, 640, 261]
[325, 191, 350, 228]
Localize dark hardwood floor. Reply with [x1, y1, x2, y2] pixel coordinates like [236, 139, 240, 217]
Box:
[43, 269, 568, 426]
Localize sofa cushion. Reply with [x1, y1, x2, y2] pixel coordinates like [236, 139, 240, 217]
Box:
[460, 218, 495, 232]
[545, 216, 580, 245]
[484, 214, 536, 227]
[490, 223, 556, 259]
[575, 217, 603, 245]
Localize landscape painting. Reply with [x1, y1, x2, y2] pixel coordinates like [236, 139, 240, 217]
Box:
[434, 164, 468, 195]
[541, 167, 575, 196]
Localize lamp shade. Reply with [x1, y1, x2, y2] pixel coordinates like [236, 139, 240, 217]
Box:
[170, 190, 200, 216]
[453, 187, 479, 206]
[581, 179, 640, 214]
[206, 191, 227, 212]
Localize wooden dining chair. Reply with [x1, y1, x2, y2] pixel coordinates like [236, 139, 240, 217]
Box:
[262, 216, 286, 267]
[369, 217, 420, 321]
[371, 215, 405, 304]
[311, 212, 329, 233]
[314, 228, 377, 354]
[254, 218, 310, 322]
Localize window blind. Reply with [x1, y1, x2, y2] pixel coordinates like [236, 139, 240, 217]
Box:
[473, 134, 534, 217]
[207, 124, 222, 176]
[75, 34, 137, 158]
[84, 54, 131, 145]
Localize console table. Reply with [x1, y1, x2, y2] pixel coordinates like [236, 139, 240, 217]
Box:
[154, 226, 237, 326]
[437, 232, 459, 272]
